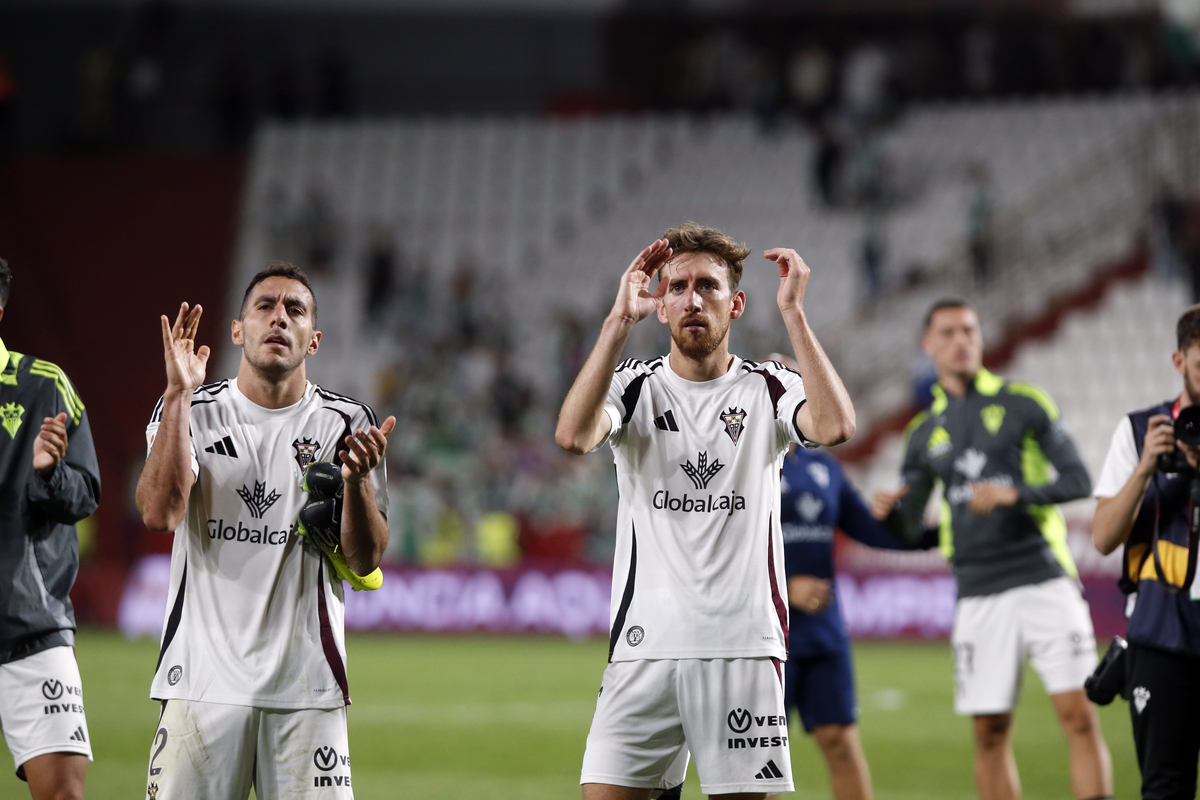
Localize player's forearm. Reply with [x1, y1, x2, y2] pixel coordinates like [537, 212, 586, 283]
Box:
[555, 315, 632, 454]
[781, 306, 855, 445]
[1092, 472, 1151, 555]
[136, 390, 195, 532]
[340, 478, 387, 575]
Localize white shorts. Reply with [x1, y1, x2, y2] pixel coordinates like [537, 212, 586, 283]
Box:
[0, 645, 92, 779]
[951, 577, 1098, 716]
[146, 699, 352, 800]
[581, 658, 793, 795]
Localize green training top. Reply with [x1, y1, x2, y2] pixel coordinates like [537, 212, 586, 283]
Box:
[884, 368, 1091, 598]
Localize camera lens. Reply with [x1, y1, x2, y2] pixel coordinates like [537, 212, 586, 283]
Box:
[1178, 406, 1200, 448]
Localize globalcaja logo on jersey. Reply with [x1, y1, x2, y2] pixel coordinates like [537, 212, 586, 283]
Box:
[206, 518, 296, 546]
[953, 449, 987, 480]
[1, 402, 24, 439]
[293, 437, 321, 472]
[720, 407, 747, 445]
[655, 451, 746, 516]
[681, 451, 724, 489]
[237, 481, 282, 518]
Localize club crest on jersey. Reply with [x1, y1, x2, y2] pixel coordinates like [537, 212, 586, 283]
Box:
[681, 451, 725, 490]
[720, 407, 747, 445]
[1, 402, 24, 439]
[293, 437, 321, 472]
[237, 481, 282, 519]
[981, 404, 1006, 435]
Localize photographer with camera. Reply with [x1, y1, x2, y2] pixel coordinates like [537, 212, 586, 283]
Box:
[1092, 304, 1200, 800]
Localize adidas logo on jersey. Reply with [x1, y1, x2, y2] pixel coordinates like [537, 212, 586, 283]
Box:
[654, 410, 679, 431]
[754, 760, 785, 780]
[204, 436, 239, 458]
[69, 726, 87, 743]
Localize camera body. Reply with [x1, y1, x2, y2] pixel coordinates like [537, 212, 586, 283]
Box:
[1158, 405, 1200, 473]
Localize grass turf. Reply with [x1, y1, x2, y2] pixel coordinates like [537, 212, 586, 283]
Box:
[0, 630, 1140, 799]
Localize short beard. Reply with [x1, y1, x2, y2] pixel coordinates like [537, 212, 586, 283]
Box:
[671, 319, 728, 361]
[245, 343, 304, 381]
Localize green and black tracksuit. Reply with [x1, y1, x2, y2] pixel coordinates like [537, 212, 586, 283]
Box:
[884, 368, 1091, 598]
[0, 337, 100, 666]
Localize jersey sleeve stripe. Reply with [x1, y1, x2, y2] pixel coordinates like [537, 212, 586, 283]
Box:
[619, 373, 650, 425]
[30, 361, 84, 412]
[29, 363, 85, 424]
[315, 387, 378, 427]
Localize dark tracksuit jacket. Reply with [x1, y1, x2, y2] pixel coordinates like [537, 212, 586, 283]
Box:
[0, 337, 100, 665]
[883, 368, 1091, 598]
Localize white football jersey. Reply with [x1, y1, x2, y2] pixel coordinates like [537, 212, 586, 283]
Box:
[601, 356, 812, 662]
[144, 378, 387, 709]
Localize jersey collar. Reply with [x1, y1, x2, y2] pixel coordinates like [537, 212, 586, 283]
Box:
[0, 337, 8, 372]
[930, 368, 1002, 413]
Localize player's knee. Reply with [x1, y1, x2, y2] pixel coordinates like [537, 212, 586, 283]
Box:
[813, 724, 855, 763]
[32, 784, 84, 800]
[973, 714, 1012, 750]
[1057, 700, 1098, 739]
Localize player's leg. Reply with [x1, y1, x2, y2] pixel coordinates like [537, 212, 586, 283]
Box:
[145, 699, 257, 800]
[802, 649, 871, 800]
[20, 753, 86, 800]
[254, 705, 351, 799]
[0, 646, 92, 800]
[972, 713, 1019, 800]
[1022, 577, 1110, 800]
[1126, 642, 1200, 800]
[581, 660, 689, 799]
[677, 658, 792, 799]
[1049, 691, 1111, 800]
[952, 590, 1023, 800]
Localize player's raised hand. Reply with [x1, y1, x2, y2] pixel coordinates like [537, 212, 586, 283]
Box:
[32, 412, 69, 478]
[340, 416, 396, 483]
[870, 485, 908, 521]
[765, 248, 811, 313]
[610, 239, 672, 325]
[160, 302, 210, 394]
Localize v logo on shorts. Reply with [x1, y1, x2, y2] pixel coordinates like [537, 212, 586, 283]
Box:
[313, 746, 338, 771]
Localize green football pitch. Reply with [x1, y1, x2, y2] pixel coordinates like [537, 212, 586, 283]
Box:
[0, 630, 1140, 800]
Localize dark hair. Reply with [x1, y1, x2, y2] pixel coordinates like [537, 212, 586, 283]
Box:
[1178, 304, 1200, 352]
[0, 257, 10, 308]
[923, 297, 973, 331]
[662, 222, 751, 292]
[239, 262, 317, 322]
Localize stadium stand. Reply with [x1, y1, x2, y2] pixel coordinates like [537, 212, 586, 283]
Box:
[223, 92, 1196, 562]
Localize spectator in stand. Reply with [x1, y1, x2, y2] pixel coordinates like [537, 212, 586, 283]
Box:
[813, 118, 842, 208]
[841, 39, 890, 128]
[1182, 203, 1200, 304]
[788, 43, 834, 122]
[967, 163, 995, 286]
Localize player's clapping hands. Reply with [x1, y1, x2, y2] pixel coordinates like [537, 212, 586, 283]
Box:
[161, 302, 210, 394]
[340, 417, 397, 483]
[610, 239, 673, 326]
[32, 412, 69, 478]
[765, 248, 812, 313]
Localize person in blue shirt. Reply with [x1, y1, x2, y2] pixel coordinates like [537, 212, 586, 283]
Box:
[778, 441, 934, 800]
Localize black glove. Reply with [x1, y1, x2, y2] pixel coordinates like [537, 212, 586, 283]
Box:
[298, 462, 344, 551]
